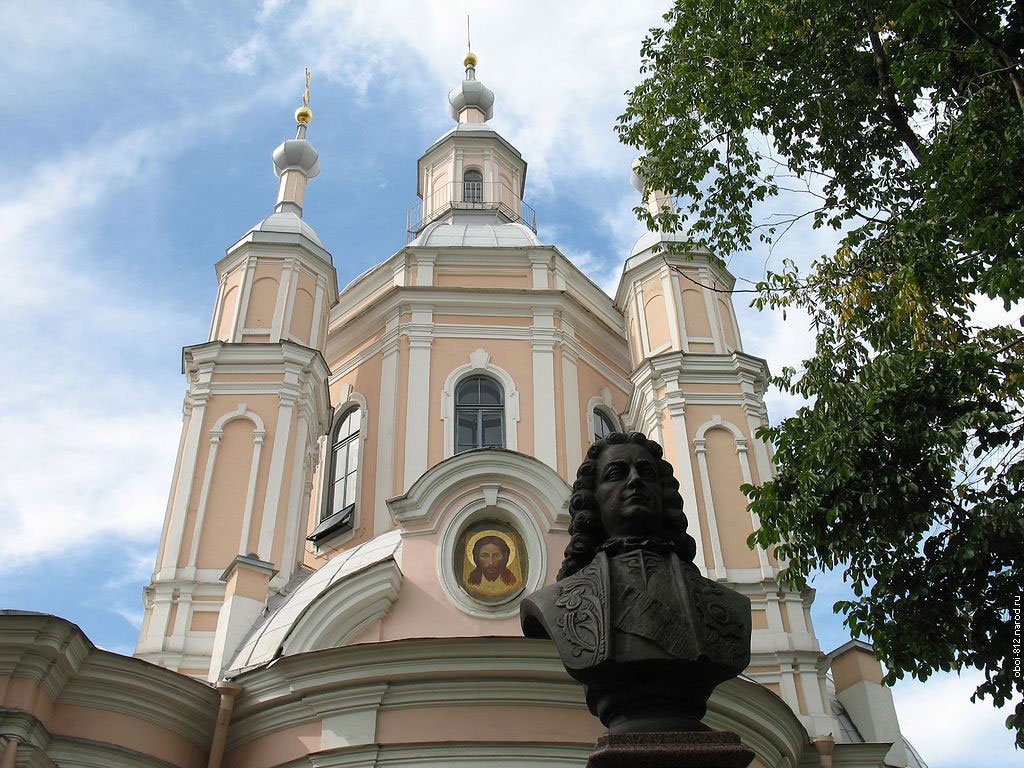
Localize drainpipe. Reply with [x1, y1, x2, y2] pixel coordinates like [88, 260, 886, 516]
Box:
[813, 735, 835, 768]
[207, 681, 243, 768]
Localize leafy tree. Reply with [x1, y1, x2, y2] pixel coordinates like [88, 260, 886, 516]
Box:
[618, 0, 1024, 745]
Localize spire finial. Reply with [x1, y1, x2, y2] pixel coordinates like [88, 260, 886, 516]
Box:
[295, 68, 313, 127]
[464, 16, 477, 75]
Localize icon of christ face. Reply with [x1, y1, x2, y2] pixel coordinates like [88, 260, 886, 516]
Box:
[468, 536, 515, 586]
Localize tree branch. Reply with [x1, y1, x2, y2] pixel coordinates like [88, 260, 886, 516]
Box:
[868, 25, 926, 163]
[938, 0, 1024, 117]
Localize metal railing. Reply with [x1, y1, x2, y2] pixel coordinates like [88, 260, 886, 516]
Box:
[406, 181, 538, 241]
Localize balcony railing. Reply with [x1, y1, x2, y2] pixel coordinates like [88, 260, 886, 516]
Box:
[406, 181, 538, 241]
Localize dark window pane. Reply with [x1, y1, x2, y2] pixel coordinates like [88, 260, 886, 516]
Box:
[481, 411, 504, 446]
[594, 410, 615, 440]
[456, 378, 481, 405]
[332, 479, 346, 515]
[456, 411, 477, 452]
[464, 169, 483, 203]
[478, 378, 502, 405]
[336, 408, 359, 440]
[333, 446, 346, 480]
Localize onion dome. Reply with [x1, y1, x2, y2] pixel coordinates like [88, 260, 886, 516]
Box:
[448, 51, 495, 122]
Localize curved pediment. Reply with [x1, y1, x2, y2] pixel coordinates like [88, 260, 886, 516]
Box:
[387, 447, 571, 534]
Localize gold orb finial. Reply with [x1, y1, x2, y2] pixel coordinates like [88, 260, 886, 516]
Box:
[464, 51, 478, 68]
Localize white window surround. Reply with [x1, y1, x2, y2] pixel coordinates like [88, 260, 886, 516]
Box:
[189, 404, 266, 566]
[692, 415, 773, 580]
[441, 348, 519, 458]
[315, 391, 369, 548]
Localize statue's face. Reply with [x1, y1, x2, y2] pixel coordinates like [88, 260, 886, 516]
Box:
[594, 442, 664, 539]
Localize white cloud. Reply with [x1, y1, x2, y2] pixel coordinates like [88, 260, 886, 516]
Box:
[893, 670, 1019, 765]
[0, 102, 262, 572]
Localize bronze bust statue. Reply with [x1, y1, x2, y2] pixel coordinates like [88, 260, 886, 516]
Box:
[521, 432, 751, 734]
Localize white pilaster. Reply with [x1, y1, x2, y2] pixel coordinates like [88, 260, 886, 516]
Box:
[257, 395, 295, 561]
[404, 307, 433, 489]
[375, 321, 401, 534]
[187, 433, 220, 569]
[560, 328, 582, 476]
[309, 274, 326, 349]
[208, 277, 226, 342]
[238, 430, 265, 555]
[531, 309, 558, 471]
[160, 390, 210, 576]
[280, 414, 311, 580]
[669, 269, 690, 352]
[233, 256, 258, 342]
[664, 392, 707, 574]
[271, 258, 296, 342]
[694, 435, 727, 580]
[661, 266, 682, 351]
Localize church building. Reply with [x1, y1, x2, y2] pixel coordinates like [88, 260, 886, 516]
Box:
[0, 56, 924, 768]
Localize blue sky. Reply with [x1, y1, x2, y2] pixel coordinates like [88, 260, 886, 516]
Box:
[0, 2, 1016, 764]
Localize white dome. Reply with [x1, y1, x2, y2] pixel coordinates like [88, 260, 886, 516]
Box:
[448, 78, 495, 121]
[272, 138, 320, 178]
[629, 229, 690, 259]
[244, 211, 325, 249]
[411, 220, 541, 248]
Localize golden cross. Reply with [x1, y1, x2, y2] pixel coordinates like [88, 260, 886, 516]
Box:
[303, 68, 311, 108]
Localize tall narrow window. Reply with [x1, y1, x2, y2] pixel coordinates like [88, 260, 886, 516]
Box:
[455, 375, 504, 453]
[593, 409, 616, 441]
[464, 168, 483, 204]
[325, 408, 360, 522]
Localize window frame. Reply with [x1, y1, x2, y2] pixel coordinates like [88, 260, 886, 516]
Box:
[310, 402, 365, 545]
[593, 407, 617, 441]
[454, 374, 505, 453]
[463, 167, 484, 204]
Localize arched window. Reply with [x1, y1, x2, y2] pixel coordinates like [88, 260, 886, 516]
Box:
[455, 375, 504, 453]
[593, 408, 617, 441]
[463, 168, 483, 204]
[325, 408, 360, 523]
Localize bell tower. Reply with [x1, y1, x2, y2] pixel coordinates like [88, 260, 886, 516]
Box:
[619, 173, 835, 738]
[135, 76, 336, 680]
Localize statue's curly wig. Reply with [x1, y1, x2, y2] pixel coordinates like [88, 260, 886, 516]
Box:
[557, 432, 697, 579]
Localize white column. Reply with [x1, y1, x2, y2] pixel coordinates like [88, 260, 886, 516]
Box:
[280, 414, 311, 580]
[238, 430, 266, 555]
[404, 308, 432, 489]
[187, 433, 221, 569]
[529, 252, 549, 289]
[700, 265, 724, 352]
[416, 253, 436, 286]
[669, 269, 690, 352]
[160, 392, 210, 577]
[531, 309, 558, 471]
[309, 274, 327, 350]
[661, 266, 682, 351]
[374, 323, 401, 534]
[233, 256, 258, 341]
[257, 395, 295, 561]
[694, 436, 727, 580]
[633, 281, 652, 357]
[665, 393, 707, 575]
[208, 277, 226, 342]
[271, 258, 296, 342]
[560, 333, 582, 476]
